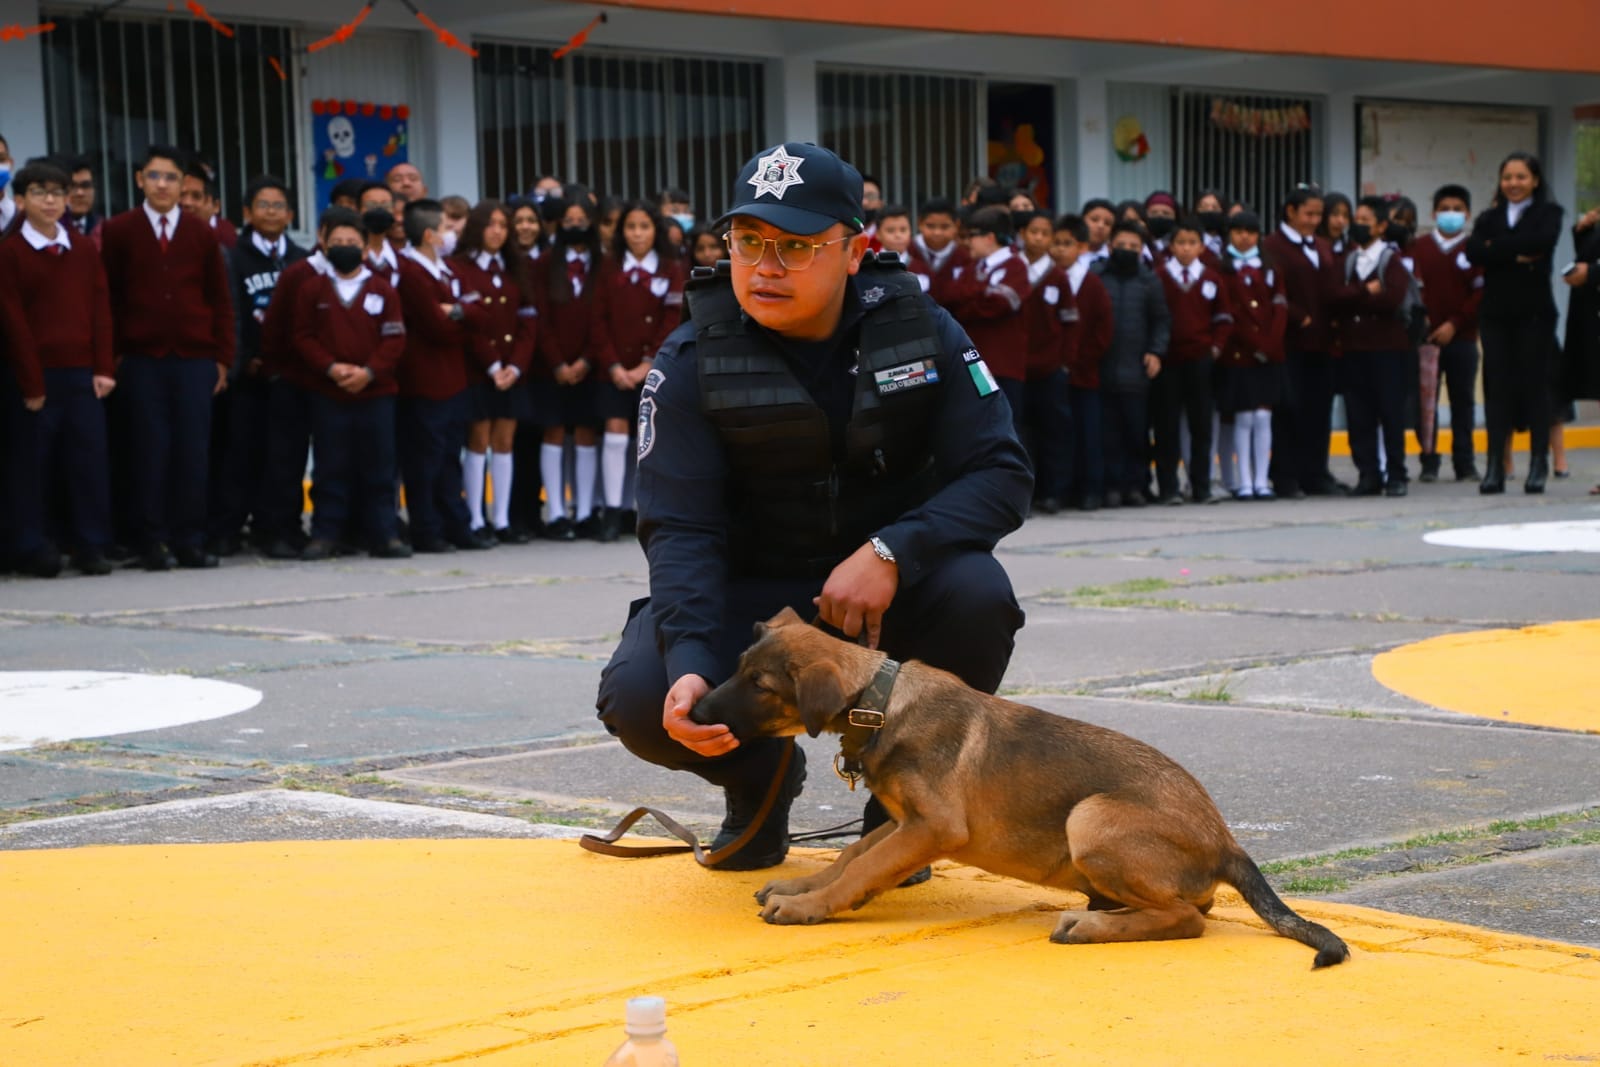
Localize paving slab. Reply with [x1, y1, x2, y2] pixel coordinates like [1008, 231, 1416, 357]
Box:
[0, 622, 415, 675]
[1330, 844, 1600, 949]
[0, 790, 583, 849]
[1124, 652, 1447, 718]
[996, 550, 1325, 599]
[0, 754, 199, 806]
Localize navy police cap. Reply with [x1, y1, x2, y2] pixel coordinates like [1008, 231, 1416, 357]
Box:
[717, 142, 865, 237]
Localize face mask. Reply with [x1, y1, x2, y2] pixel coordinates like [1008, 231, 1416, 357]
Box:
[862, 208, 880, 227]
[326, 245, 365, 275]
[670, 213, 694, 233]
[1196, 211, 1225, 234]
[1348, 223, 1373, 247]
[1227, 242, 1256, 260]
[439, 229, 459, 256]
[0, 166, 11, 190]
[1435, 210, 1466, 236]
[1146, 216, 1176, 241]
[557, 225, 593, 246]
[362, 208, 394, 236]
[1385, 223, 1412, 248]
[1108, 248, 1141, 275]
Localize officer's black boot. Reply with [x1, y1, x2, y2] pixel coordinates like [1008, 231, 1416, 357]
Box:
[862, 794, 932, 887]
[708, 746, 806, 870]
[1479, 435, 1506, 495]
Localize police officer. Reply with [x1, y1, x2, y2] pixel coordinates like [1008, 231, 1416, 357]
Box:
[595, 143, 1032, 871]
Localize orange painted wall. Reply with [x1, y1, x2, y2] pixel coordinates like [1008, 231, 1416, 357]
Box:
[606, 0, 1600, 75]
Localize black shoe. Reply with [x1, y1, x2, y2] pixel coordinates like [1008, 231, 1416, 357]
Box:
[1554, 467, 1572, 480]
[708, 747, 807, 871]
[1193, 490, 1217, 505]
[620, 510, 638, 535]
[264, 538, 302, 560]
[1480, 465, 1506, 495]
[1035, 497, 1061, 515]
[412, 535, 457, 554]
[1157, 492, 1184, 507]
[73, 550, 113, 577]
[495, 525, 532, 545]
[300, 538, 337, 561]
[208, 534, 243, 558]
[1122, 489, 1147, 508]
[104, 543, 134, 563]
[174, 546, 219, 569]
[574, 514, 603, 540]
[371, 538, 413, 559]
[597, 509, 623, 543]
[1255, 488, 1277, 501]
[1456, 465, 1482, 483]
[1385, 479, 1409, 498]
[542, 517, 576, 542]
[1525, 455, 1548, 495]
[21, 548, 62, 579]
[1078, 494, 1101, 512]
[1353, 476, 1384, 497]
[141, 544, 177, 571]
[451, 527, 496, 551]
[1418, 456, 1441, 484]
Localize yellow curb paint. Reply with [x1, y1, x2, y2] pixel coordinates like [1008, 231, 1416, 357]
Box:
[1328, 425, 1600, 458]
[1372, 620, 1600, 732]
[3, 840, 1596, 1065]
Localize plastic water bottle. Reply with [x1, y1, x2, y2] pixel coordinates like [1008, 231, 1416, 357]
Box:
[601, 996, 680, 1066]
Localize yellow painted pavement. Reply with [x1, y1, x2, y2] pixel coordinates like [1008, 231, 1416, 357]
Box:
[1373, 619, 1600, 733]
[3, 839, 1597, 1065]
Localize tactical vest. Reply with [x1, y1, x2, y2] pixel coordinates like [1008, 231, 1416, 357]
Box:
[689, 256, 945, 579]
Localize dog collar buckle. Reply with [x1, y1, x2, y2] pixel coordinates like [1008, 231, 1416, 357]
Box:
[833, 753, 864, 791]
[847, 708, 886, 729]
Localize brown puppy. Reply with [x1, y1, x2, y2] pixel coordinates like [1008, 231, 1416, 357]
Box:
[690, 607, 1350, 968]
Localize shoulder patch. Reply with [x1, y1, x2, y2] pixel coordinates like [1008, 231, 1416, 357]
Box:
[961, 348, 999, 397]
[641, 367, 666, 397]
[636, 396, 658, 460]
[861, 285, 887, 306]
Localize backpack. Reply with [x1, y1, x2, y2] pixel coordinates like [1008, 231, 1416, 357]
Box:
[1347, 245, 1429, 347]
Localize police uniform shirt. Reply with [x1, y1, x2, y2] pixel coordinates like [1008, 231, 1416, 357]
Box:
[634, 272, 1033, 685]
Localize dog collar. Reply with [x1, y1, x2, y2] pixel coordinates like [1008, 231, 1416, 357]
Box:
[834, 655, 900, 791]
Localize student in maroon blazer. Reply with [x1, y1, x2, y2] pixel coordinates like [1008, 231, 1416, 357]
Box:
[1262, 185, 1344, 498]
[1411, 184, 1484, 483]
[1016, 210, 1071, 514]
[591, 200, 684, 542]
[0, 161, 117, 577]
[946, 205, 1032, 438]
[1052, 214, 1114, 510]
[907, 198, 972, 314]
[452, 199, 538, 544]
[291, 208, 410, 561]
[395, 198, 489, 553]
[1334, 197, 1414, 497]
[1216, 212, 1289, 500]
[1154, 218, 1233, 504]
[100, 143, 236, 570]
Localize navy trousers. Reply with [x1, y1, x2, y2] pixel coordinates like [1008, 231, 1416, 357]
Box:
[1022, 369, 1072, 502]
[595, 551, 1024, 795]
[1101, 387, 1150, 496]
[118, 354, 217, 551]
[259, 379, 313, 545]
[1273, 348, 1337, 493]
[210, 373, 272, 541]
[1066, 385, 1103, 501]
[1152, 358, 1214, 498]
[1343, 349, 1409, 485]
[5, 368, 112, 556]
[309, 394, 398, 546]
[1423, 339, 1481, 476]
[398, 392, 471, 543]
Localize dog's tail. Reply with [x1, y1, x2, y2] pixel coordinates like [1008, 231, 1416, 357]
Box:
[1221, 849, 1350, 969]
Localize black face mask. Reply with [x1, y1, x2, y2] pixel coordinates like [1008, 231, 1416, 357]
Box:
[326, 245, 366, 275]
[362, 208, 395, 236]
[1196, 210, 1225, 235]
[1347, 223, 1373, 247]
[1385, 223, 1412, 247]
[556, 225, 593, 246]
[1146, 216, 1176, 241]
[1108, 248, 1141, 275]
[862, 208, 880, 226]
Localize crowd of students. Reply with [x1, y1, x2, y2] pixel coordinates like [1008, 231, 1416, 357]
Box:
[0, 135, 1594, 580]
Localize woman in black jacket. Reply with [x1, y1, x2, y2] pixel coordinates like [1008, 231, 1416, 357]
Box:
[1466, 152, 1565, 494]
[1561, 207, 1600, 495]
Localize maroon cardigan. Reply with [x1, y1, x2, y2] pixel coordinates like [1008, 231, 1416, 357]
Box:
[292, 272, 406, 401]
[1159, 263, 1234, 363]
[0, 228, 115, 397]
[101, 206, 235, 366]
[1262, 228, 1337, 355]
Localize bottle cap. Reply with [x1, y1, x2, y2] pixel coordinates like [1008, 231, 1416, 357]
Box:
[625, 996, 667, 1036]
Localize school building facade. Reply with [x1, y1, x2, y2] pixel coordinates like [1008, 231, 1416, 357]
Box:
[3, 0, 1597, 259]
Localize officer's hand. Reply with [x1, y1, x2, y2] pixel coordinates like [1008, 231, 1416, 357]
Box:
[1428, 321, 1457, 345]
[663, 674, 737, 757]
[23, 395, 45, 412]
[92, 376, 116, 399]
[1564, 263, 1589, 288]
[814, 543, 899, 650]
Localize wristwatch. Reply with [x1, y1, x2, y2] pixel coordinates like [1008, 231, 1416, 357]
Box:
[869, 536, 896, 565]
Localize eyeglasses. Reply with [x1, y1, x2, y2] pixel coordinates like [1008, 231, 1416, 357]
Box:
[143, 169, 181, 184]
[724, 228, 852, 271]
[70, 180, 95, 192]
[25, 187, 66, 201]
[252, 200, 289, 213]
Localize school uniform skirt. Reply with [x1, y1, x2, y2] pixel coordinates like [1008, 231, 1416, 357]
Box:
[1215, 359, 1284, 416]
[599, 379, 645, 423]
[467, 377, 533, 423]
[528, 376, 599, 429]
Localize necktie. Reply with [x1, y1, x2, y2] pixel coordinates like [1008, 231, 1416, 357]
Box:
[568, 258, 585, 296]
[48, 244, 66, 257]
[158, 216, 170, 253]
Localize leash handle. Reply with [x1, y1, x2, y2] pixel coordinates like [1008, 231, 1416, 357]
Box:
[579, 738, 795, 868]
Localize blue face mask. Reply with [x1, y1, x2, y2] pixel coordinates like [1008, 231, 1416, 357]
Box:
[1227, 242, 1256, 259]
[0, 165, 11, 190]
[671, 213, 694, 233]
[1435, 210, 1467, 236]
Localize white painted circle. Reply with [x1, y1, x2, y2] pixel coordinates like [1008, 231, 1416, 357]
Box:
[0, 671, 263, 752]
[1424, 519, 1600, 554]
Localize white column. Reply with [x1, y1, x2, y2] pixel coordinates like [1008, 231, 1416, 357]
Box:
[418, 42, 480, 199]
[1324, 90, 1357, 197]
[0, 0, 49, 162]
[1072, 74, 1109, 205]
[766, 55, 817, 146]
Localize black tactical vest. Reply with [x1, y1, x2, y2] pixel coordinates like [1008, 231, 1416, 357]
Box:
[689, 256, 946, 579]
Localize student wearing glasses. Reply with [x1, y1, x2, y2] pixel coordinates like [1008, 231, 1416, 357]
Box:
[596, 143, 1031, 874]
[64, 158, 104, 248]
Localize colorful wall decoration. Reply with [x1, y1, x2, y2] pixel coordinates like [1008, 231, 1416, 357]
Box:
[311, 99, 409, 209]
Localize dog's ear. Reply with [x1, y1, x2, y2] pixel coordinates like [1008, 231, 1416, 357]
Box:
[794, 662, 847, 738]
[755, 606, 805, 642]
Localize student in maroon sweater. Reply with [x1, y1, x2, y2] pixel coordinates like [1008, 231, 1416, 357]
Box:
[906, 198, 972, 313]
[396, 198, 490, 553]
[1411, 184, 1484, 482]
[1334, 197, 1414, 497]
[292, 208, 410, 561]
[1263, 185, 1344, 498]
[1154, 218, 1233, 504]
[1052, 214, 1114, 510]
[101, 143, 236, 570]
[591, 201, 684, 542]
[532, 188, 604, 541]
[1017, 211, 1071, 513]
[946, 205, 1032, 438]
[453, 200, 539, 545]
[0, 161, 116, 577]
[1216, 212, 1289, 500]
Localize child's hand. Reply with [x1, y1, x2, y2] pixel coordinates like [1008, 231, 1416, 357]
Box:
[1142, 353, 1161, 379]
[92, 376, 117, 399]
[24, 395, 45, 412]
[1365, 278, 1382, 295]
[1428, 321, 1457, 344]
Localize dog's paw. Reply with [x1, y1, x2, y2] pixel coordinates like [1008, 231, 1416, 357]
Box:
[759, 892, 830, 926]
[1049, 910, 1090, 944]
[755, 877, 808, 905]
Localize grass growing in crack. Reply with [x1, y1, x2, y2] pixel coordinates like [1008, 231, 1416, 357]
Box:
[1259, 846, 1380, 875]
[1072, 577, 1177, 597]
[1281, 875, 1349, 894]
[1185, 675, 1235, 703]
[1329, 709, 1377, 720]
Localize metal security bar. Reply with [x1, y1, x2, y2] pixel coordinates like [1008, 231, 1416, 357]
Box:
[1173, 87, 1321, 226]
[818, 67, 980, 212]
[475, 41, 766, 218]
[41, 7, 298, 220]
